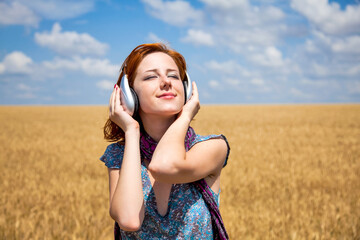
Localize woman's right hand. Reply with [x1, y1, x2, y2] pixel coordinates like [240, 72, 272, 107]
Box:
[109, 84, 139, 132]
[178, 81, 200, 123]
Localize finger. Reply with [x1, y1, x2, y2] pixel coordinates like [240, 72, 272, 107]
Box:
[114, 85, 120, 113]
[114, 85, 118, 112]
[115, 85, 121, 111]
[192, 81, 199, 99]
[111, 86, 117, 115]
[109, 87, 115, 114]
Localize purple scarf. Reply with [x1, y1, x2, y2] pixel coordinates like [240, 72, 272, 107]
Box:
[139, 127, 229, 240]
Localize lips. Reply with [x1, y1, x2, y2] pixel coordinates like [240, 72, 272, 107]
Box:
[158, 92, 176, 99]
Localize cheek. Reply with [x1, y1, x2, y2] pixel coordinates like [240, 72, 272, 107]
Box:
[177, 82, 186, 102]
[135, 90, 150, 109]
[134, 85, 158, 112]
[133, 82, 149, 103]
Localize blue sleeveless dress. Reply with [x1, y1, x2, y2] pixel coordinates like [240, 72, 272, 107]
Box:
[100, 134, 229, 239]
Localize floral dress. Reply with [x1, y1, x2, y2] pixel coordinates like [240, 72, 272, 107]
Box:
[100, 134, 229, 239]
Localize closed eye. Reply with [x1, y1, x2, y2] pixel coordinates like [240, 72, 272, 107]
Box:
[168, 75, 180, 79]
[144, 75, 157, 80]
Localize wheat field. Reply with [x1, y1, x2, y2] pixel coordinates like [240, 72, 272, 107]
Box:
[0, 105, 359, 239]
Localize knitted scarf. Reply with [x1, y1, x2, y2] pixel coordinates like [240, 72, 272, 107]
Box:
[139, 127, 229, 240]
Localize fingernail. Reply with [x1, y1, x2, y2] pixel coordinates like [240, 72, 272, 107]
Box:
[114, 84, 117, 89]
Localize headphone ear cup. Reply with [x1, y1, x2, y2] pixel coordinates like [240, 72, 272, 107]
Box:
[130, 88, 139, 115]
[120, 73, 138, 116]
[183, 71, 193, 104]
[183, 81, 187, 104]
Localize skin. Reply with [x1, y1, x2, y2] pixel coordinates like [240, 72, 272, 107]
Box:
[107, 52, 228, 231]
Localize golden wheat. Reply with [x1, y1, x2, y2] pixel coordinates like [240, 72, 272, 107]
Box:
[0, 105, 359, 239]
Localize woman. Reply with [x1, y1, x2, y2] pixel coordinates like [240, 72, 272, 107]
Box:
[100, 43, 230, 239]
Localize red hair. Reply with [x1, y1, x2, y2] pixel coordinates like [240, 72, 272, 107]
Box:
[103, 43, 187, 142]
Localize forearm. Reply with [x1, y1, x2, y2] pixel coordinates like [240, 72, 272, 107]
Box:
[110, 129, 144, 230]
[149, 115, 191, 177]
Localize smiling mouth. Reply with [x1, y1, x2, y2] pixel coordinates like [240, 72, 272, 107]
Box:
[158, 93, 176, 99]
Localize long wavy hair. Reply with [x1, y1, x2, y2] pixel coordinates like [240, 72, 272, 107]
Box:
[103, 43, 187, 143]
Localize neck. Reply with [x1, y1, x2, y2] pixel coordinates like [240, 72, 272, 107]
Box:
[139, 112, 177, 142]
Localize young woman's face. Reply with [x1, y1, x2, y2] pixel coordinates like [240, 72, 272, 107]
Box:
[133, 52, 185, 117]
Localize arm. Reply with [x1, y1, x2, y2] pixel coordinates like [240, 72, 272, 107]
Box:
[148, 82, 228, 184]
[108, 85, 144, 231]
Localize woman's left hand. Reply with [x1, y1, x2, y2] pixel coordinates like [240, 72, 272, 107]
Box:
[179, 81, 200, 122]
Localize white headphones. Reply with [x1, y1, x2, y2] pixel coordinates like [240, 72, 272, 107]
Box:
[119, 68, 193, 116]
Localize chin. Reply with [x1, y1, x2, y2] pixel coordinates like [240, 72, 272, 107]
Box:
[141, 103, 183, 117]
[156, 106, 182, 116]
[161, 102, 183, 112]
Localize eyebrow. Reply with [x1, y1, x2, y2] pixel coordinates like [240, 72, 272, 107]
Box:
[144, 68, 179, 73]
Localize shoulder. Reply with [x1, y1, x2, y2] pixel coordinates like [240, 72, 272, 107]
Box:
[99, 142, 125, 169]
[190, 133, 230, 167]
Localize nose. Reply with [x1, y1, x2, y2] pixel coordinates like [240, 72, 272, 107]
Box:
[160, 74, 172, 90]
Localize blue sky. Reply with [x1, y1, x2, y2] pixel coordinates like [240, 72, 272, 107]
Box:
[0, 0, 359, 105]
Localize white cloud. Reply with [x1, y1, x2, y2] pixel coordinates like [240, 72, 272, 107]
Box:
[141, 0, 204, 26]
[290, 88, 313, 99]
[0, 52, 60, 81]
[18, 0, 95, 20]
[205, 60, 250, 76]
[35, 23, 109, 57]
[0, 51, 33, 74]
[181, 29, 214, 46]
[57, 89, 80, 97]
[348, 64, 360, 76]
[197, 1, 286, 53]
[96, 79, 114, 91]
[142, 0, 286, 53]
[200, 0, 250, 15]
[0, 0, 96, 27]
[199, 0, 249, 11]
[251, 78, 264, 86]
[250, 46, 286, 67]
[331, 35, 360, 54]
[264, 6, 286, 21]
[312, 63, 329, 77]
[17, 83, 36, 91]
[42, 56, 118, 78]
[0, 51, 118, 82]
[299, 30, 360, 78]
[291, 0, 360, 35]
[16, 92, 37, 99]
[225, 78, 241, 86]
[209, 80, 220, 89]
[201, 0, 248, 8]
[300, 78, 329, 87]
[15, 83, 40, 99]
[347, 81, 360, 94]
[303, 59, 360, 78]
[0, 63, 4, 74]
[147, 33, 169, 44]
[0, 1, 40, 27]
